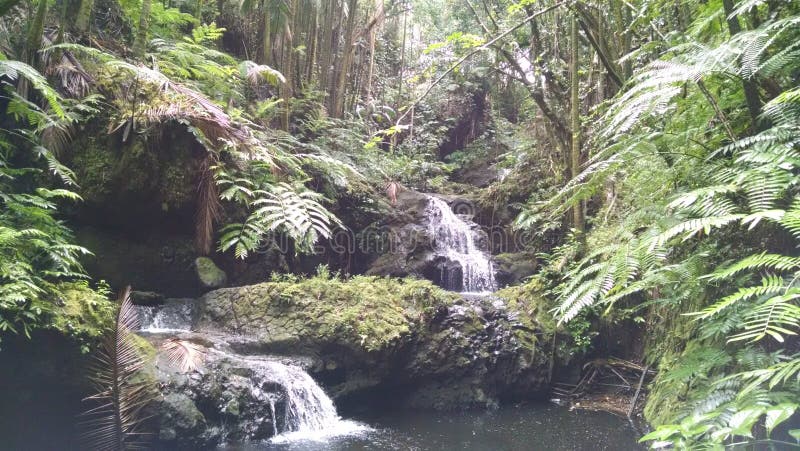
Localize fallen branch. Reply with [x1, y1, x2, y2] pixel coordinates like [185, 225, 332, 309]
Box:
[627, 364, 649, 419]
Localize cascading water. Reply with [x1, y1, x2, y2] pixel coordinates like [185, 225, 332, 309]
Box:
[426, 195, 496, 293]
[133, 300, 370, 443]
[134, 298, 195, 333]
[212, 353, 369, 443]
[261, 360, 339, 432]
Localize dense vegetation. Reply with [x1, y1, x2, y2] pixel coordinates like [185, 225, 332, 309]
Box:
[1, 0, 799, 448]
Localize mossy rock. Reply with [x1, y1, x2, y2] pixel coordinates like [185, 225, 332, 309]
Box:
[195, 257, 227, 289]
[494, 252, 538, 287]
[47, 281, 115, 341]
[495, 276, 556, 335]
[191, 274, 551, 409]
[158, 393, 208, 445]
[198, 274, 458, 352]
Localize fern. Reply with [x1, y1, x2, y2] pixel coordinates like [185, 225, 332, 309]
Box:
[217, 177, 343, 258]
[532, 7, 800, 447]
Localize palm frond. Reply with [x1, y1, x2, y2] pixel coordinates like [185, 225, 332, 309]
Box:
[161, 338, 205, 373]
[82, 287, 154, 451]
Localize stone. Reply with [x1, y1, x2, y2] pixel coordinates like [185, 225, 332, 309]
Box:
[494, 252, 538, 287]
[130, 290, 165, 305]
[190, 278, 550, 409]
[195, 257, 227, 289]
[158, 393, 207, 446]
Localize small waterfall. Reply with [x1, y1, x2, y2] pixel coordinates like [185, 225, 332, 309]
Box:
[260, 361, 339, 433]
[426, 195, 496, 293]
[223, 354, 369, 443]
[134, 299, 195, 333]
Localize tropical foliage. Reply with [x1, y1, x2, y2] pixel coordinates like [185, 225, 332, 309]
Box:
[512, 0, 800, 447]
[2, 0, 800, 448]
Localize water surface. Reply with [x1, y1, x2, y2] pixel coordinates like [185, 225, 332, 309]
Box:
[227, 403, 643, 451]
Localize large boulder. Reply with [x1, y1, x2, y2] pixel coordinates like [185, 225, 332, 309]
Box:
[187, 276, 551, 409]
[150, 344, 283, 449]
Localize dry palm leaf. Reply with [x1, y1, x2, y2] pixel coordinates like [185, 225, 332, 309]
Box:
[161, 338, 206, 373]
[82, 286, 154, 451]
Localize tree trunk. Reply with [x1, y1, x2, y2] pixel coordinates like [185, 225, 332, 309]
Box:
[332, 0, 358, 117]
[570, 12, 584, 231]
[325, 1, 343, 112]
[305, 6, 318, 86]
[318, 0, 334, 101]
[261, 1, 272, 65]
[722, 0, 762, 128]
[396, 4, 407, 112]
[195, 0, 204, 20]
[23, 0, 47, 66]
[281, 0, 295, 130]
[363, 0, 382, 101]
[76, 0, 95, 32]
[134, 0, 152, 59]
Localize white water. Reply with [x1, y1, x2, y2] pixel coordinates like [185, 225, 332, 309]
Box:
[134, 301, 371, 444]
[134, 299, 194, 333]
[426, 195, 496, 293]
[218, 353, 372, 444]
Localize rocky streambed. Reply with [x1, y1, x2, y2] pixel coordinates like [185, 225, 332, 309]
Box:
[139, 276, 551, 449]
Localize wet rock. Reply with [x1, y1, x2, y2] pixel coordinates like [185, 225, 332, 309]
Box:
[152, 347, 281, 448]
[131, 290, 165, 306]
[189, 279, 550, 410]
[158, 393, 208, 447]
[365, 191, 496, 294]
[195, 257, 227, 289]
[494, 252, 538, 287]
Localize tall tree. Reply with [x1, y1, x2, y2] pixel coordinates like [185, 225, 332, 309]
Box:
[22, 0, 47, 66]
[569, 11, 583, 231]
[332, 0, 358, 117]
[133, 0, 152, 58]
[722, 0, 763, 127]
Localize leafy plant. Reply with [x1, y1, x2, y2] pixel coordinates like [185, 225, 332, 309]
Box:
[218, 178, 343, 258]
[0, 57, 99, 341]
[523, 4, 800, 447]
[82, 287, 155, 451]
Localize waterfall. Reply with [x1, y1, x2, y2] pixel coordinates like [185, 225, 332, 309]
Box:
[425, 195, 496, 293]
[134, 301, 369, 443]
[134, 298, 195, 333]
[262, 360, 339, 432]
[237, 355, 369, 443]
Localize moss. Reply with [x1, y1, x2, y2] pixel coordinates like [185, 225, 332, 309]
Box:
[195, 257, 227, 288]
[495, 276, 556, 335]
[160, 161, 195, 211]
[130, 332, 158, 361]
[214, 274, 460, 352]
[70, 138, 116, 203]
[48, 281, 115, 343]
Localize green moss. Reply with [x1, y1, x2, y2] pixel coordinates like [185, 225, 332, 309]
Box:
[48, 281, 115, 342]
[195, 257, 227, 288]
[160, 162, 194, 210]
[495, 276, 556, 335]
[130, 332, 158, 361]
[71, 138, 116, 203]
[222, 273, 460, 352]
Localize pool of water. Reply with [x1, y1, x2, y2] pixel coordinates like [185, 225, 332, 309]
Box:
[225, 403, 644, 451]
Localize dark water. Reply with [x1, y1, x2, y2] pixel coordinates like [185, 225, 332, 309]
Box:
[228, 403, 643, 451]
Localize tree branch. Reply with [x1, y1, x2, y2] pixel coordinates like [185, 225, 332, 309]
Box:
[395, 1, 567, 126]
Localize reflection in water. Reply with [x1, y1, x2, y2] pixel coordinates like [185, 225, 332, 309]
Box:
[224, 403, 643, 451]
